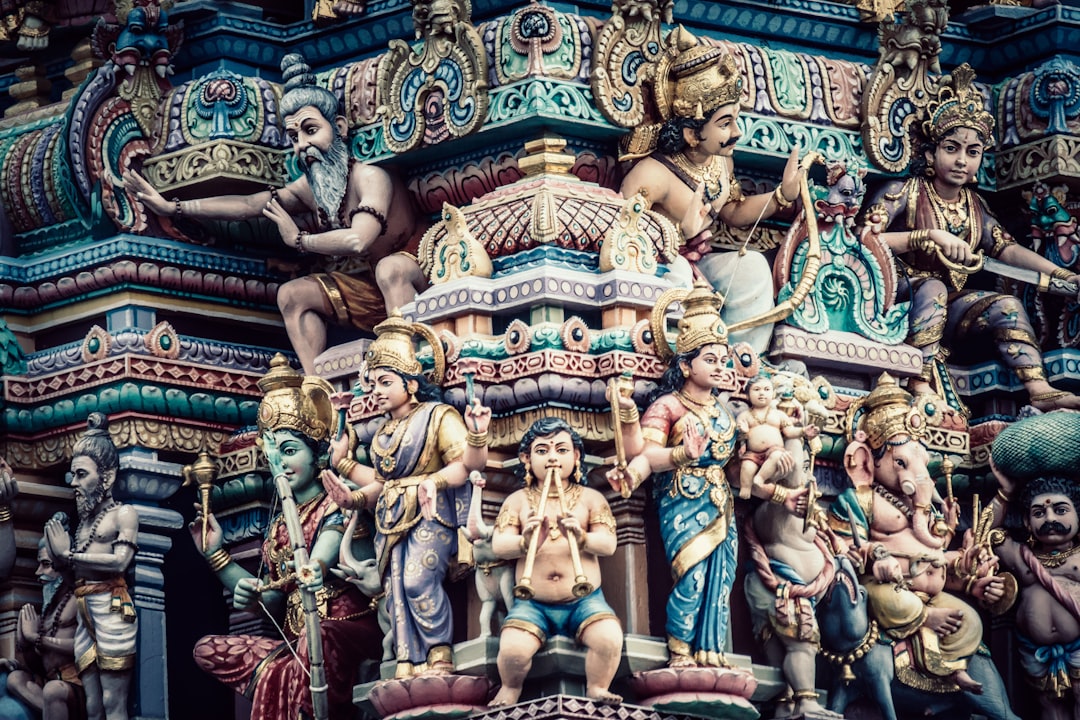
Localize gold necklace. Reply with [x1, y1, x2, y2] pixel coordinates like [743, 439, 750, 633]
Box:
[926, 181, 970, 236]
[372, 404, 422, 476]
[525, 482, 583, 541]
[1034, 542, 1080, 569]
[676, 390, 719, 416]
[669, 152, 725, 201]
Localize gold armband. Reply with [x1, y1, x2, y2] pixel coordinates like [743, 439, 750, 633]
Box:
[995, 489, 1011, 505]
[908, 229, 935, 254]
[770, 485, 788, 505]
[336, 458, 358, 478]
[466, 430, 488, 448]
[1052, 267, 1073, 281]
[589, 507, 618, 535]
[205, 548, 232, 573]
[671, 447, 693, 468]
[772, 185, 794, 209]
[0, 505, 10, 523]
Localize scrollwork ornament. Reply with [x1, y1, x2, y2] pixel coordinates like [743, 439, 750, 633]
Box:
[590, 0, 672, 128]
[377, 0, 489, 153]
[860, 0, 948, 173]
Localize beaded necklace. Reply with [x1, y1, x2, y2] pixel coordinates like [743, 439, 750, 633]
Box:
[73, 501, 120, 554]
[874, 483, 913, 519]
[37, 583, 75, 647]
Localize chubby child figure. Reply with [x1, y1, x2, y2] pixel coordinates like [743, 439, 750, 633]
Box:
[736, 374, 815, 499]
[489, 417, 623, 707]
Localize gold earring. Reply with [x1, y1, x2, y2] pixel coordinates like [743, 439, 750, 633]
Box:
[925, 166, 935, 178]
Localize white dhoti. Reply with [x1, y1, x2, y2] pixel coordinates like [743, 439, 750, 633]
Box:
[75, 580, 138, 673]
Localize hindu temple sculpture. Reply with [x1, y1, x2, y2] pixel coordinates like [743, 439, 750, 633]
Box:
[0, 458, 16, 580]
[125, 51, 426, 375]
[990, 468, 1080, 720]
[189, 355, 381, 720]
[45, 414, 138, 720]
[610, 280, 802, 669]
[320, 313, 489, 678]
[488, 417, 623, 707]
[860, 63, 1080, 412]
[1, 513, 80, 720]
[619, 28, 805, 354]
[826, 374, 1017, 719]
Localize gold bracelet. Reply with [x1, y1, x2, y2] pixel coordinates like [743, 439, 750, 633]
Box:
[772, 185, 794, 209]
[913, 502, 932, 513]
[350, 489, 367, 511]
[770, 485, 788, 505]
[519, 535, 528, 555]
[205, 548, 232, 573]
[0, 505, 10, 523]
[1052, 267, 1073, 281]
[963, 575, 978, 595]
[466, 430, 488, 448]
[908, 229, 935, 254]
[618, 405, 640, 424]
[951, 556, 965, 579]
[431, 472, 449, 491]
[671, 447, 693, 468]
[336, 458, 358, 478]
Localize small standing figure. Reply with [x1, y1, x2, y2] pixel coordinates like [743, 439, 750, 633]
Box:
[0, 457, 17, 580]
[321, 312, 491, 678]
[2, 513, 82, 720]
[488, 417, 623, 707]
[990, 465, 1080, 720]
[462, 471, 515, 638]
[735, 374, 816, 500]
[609, 280, 803, 669]
[45, 413, 138, 720]
[191, 355, 380, 720]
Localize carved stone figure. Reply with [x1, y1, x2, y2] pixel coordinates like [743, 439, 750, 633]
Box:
[991, 465, 1080, 720]
[0, 457, 17, 580]
[610, 280, 803, 668]
[619, 28, 804, 354]
[735, 373, 816, 501]
[488, 417, 623, 707]
[742, 374, 840, 719]
[125, 52, 426, 374]
[860, 64, 1080, 411]
[45, 414, 138, 720]
[463, 470, 514, 638]
[2, 513, 81, 720]
[189, 355, 381, 720]
[319, 313, 490, 677]
[828, 374, 1005, 694]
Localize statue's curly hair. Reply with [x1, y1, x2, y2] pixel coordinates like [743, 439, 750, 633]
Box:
[1020, 476, 1080, 516]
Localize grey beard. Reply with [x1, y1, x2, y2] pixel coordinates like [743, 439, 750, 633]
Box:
[305, 135, 350, 226]
[76, 484, 106, 519]
[41, 575, 63, 607]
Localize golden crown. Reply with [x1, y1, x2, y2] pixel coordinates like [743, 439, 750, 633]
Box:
[651, 279, 729, 361]
[922, 63, 994, 144]
[847, 373, 941, 450]
[661, 27, 742, 121]
[256, 354, 336, 443]
[364, 311, 446, 385]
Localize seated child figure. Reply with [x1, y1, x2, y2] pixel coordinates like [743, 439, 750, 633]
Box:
[489, 417, 623, 707]
[736, 374, 815, 499]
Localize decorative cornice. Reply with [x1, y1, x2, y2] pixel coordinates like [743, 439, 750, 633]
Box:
[142, 140, 290, 195]
[995, 134, 1080, 191]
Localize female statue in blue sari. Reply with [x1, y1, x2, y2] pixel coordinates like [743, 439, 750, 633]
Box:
[610, 280, 803, 667]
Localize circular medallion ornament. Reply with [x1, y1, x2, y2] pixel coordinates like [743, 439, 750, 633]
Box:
[510, 5, 561, 55]
[631, 319, 654, 355]
[146, 321, 181, 359]
[81, 326, 111, 363]
[504, 319, 531, 355]
[560, 316, 590, 353]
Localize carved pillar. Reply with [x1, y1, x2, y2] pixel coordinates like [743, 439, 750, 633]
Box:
[604, 491, 649, 634]
[117, 449, 185, 720]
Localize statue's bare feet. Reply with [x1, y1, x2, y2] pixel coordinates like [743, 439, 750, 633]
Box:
[1030, 389, 1080, 412]
[423, 660, 454, 677]
[794, 697, 845, 718]
[772, 697, 796, 719]
[924, 607, 963, 636]
[952, 669, 983, 694]
[16, 14, 49, 51]
[668, 652, 697, 669]
[489, 687, 522, 707]
[587, 688, 622, 705]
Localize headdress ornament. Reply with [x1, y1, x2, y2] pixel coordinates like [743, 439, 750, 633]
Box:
[621, 27, 742, 160]
[256, 354, 336, 443]
[650, 279, 729, 362]
[845, 373, 942, 450]
[922, 63, 994, 144]
[364, 311, 446, 385]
